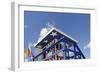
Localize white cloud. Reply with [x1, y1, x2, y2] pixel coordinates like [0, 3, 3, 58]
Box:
[28, 42, 32, 49]
[84, 42, 90, 49]
[28, 41, 35, 49]
[39, 27, 49, 38]
[37, 22, 54, 42]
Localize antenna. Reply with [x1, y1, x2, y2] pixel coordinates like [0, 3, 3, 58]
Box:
[46, 21, 56, 29]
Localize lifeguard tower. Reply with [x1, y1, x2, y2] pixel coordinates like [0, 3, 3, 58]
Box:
[33, 27, 85, 61]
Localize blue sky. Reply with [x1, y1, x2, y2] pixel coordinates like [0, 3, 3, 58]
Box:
[24, 11, 90, 59]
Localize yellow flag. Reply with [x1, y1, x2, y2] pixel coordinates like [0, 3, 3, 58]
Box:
[25, 48, 30, 57]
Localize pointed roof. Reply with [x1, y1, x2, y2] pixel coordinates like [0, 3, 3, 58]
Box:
[34, 27, 78, 48]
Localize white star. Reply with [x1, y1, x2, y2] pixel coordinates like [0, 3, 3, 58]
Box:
[37, 45, 42, 48]
[44, 40, 48, 43]
[50, 32, 57, 37]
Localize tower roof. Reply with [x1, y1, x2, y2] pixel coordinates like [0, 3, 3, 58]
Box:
[34, 27, 78, 49]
